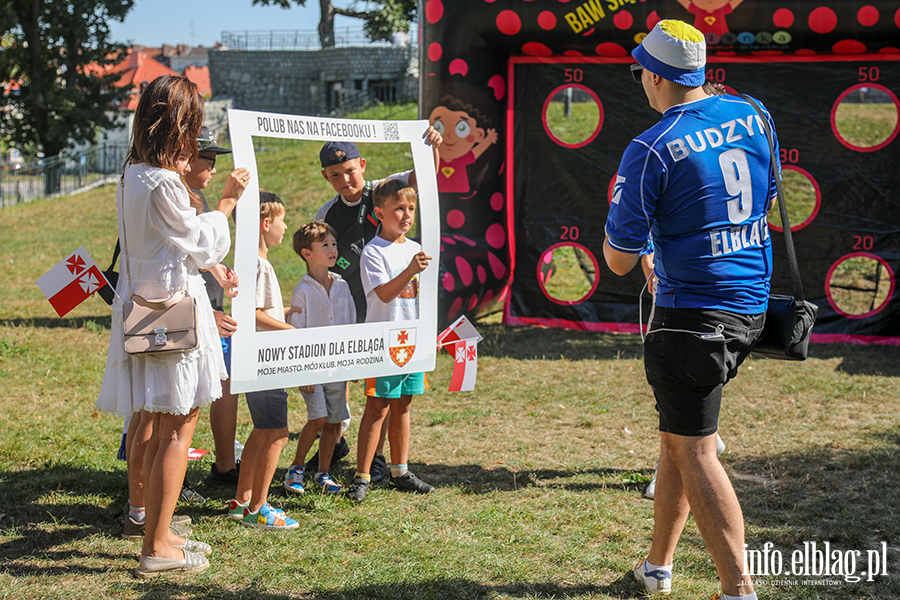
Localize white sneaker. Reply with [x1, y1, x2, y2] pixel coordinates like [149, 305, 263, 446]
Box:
[716, 433, 726, 455]
[633, 555, 672, 595]
[645, 459, 659, 499]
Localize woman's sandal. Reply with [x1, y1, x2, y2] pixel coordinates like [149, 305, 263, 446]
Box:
[134, 549, 208, 578]
[170, 538, 212, 556]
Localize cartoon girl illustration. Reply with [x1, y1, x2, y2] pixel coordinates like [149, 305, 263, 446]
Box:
[429, 96, 498, 194]
[677, 0, 745, 37]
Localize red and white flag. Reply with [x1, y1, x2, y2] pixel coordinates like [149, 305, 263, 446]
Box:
[36, 246, 109, 317]
[448, 339, 478, 392]
[188, 448, 210, 460]
[437, 314, 483, 347]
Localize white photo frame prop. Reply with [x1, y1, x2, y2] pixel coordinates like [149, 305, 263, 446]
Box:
[227, 109, 439, 394]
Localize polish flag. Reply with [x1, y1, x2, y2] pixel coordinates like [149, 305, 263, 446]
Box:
[36, 246, 109, 317]
[448, 339, 478, 392]
[437, 314, 483, 347]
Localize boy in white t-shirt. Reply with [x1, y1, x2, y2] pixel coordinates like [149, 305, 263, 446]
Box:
[283, 221, 356, 495]
[346, 179, 434, 502]
[227, 191, 298, 530]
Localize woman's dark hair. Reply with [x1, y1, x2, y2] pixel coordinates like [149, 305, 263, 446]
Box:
[128, 75, 204, 171]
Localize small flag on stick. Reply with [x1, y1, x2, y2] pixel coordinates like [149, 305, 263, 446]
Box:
[36, 246, 110, 317]
[437, 314, 483, 347]
[438, 316, 482, 392]
[448, 339, 478, 392]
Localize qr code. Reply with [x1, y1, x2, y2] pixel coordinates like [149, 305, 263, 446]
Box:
[383, 122, 399, 141]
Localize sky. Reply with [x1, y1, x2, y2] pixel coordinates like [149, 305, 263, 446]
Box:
[108, 0, 361, 48]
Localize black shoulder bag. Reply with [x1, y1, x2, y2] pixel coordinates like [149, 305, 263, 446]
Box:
[97, 240, 120, 306]
[741, 94, 818, 360]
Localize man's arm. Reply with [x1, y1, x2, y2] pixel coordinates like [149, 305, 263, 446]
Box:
[603, 234, 640, 276]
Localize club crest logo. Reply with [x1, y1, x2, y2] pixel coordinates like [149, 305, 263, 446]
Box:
[389, 328, 416, 367]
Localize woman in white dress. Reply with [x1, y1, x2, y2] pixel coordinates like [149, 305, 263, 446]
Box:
[96, 75, 245, 577]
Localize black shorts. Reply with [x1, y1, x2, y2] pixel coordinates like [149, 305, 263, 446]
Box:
[245, 388, 289, 430]
[644, 306, 764, 437]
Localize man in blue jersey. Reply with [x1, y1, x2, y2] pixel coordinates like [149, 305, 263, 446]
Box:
[604, 20, 778, 600]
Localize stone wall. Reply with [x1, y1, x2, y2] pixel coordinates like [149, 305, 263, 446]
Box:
[208, 45, 418, 116]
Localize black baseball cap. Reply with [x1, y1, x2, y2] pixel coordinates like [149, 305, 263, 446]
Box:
[197, 126, 232, 155]
[320, 141, 361, 167]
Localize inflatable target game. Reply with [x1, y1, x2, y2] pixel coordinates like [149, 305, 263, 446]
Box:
[421, 0, 900, 344]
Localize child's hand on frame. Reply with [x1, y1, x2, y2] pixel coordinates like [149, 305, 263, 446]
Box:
[299, 385, 315, 394]
[423, 125, 442, 149]
[408, 251, 431, 274]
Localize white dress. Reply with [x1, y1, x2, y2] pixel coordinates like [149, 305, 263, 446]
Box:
[96, 163, 231, 417]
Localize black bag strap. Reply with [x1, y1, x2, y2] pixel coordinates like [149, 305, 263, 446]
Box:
[107, 239, 120, 272]
[739, 94, 806, 303]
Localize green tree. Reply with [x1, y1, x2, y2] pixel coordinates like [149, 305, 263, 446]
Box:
[0, 0, 133, 190]
[252, 0, 416, 48]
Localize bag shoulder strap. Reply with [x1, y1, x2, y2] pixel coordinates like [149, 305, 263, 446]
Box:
[118, 168, 189, 301]
[118, 175, 134, 298]
[107, 239, 120, 272]
[739, 94, 806, 302]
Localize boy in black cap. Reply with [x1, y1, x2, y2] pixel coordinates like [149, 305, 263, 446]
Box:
[307, 126, 441, 482]
[184, 126, 252, 489]
[316, 127, 441, 323]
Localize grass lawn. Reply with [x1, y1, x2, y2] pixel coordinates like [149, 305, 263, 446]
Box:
[545, 100, 600, 145]
[834, 103, 898, 149]
[1, 104, 900, 599]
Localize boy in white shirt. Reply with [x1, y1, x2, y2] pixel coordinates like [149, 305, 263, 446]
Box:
[346, 179, 434, 502]
[283, 221, 356, 495]
[226, 191, 298, 530]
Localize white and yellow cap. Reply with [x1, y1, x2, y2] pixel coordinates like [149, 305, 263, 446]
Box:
[632, 20, 706, 86]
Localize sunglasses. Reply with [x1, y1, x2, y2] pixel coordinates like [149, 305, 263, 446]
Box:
[197, 137, 215, 151]
[630, 63, 643, 83]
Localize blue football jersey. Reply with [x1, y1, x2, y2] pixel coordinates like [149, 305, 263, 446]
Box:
[606, 94, 778, 313]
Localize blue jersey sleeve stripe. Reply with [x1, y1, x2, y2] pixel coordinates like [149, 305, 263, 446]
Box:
[605, 233, 644, 253]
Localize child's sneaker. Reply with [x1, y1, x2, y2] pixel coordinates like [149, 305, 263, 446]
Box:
[314, 472, 342, 494]
[389, 471, 434, 494]
[370, 453, 388, 483]
[226, 499, 249, 520]
[345, 476, 370, 501]
[241, 503, 298, 530]
[284, 465, 305, 494]
[208, 462, 240, 487]
[632, 555, 672, 595]
[305, 437, 351, 472]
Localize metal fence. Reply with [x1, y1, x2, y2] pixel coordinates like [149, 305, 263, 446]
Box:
[220, 27, 418, 51]
[0, 143, 128, 208]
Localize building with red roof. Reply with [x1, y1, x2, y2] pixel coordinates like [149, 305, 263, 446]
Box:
[108, 49, 181, 110]
[183, 65, 211, 98]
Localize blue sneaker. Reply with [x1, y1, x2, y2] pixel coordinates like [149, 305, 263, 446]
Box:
[314, 472, 342, 494]
[284, 465, 305, 494]
[241, 503, 298, 530]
